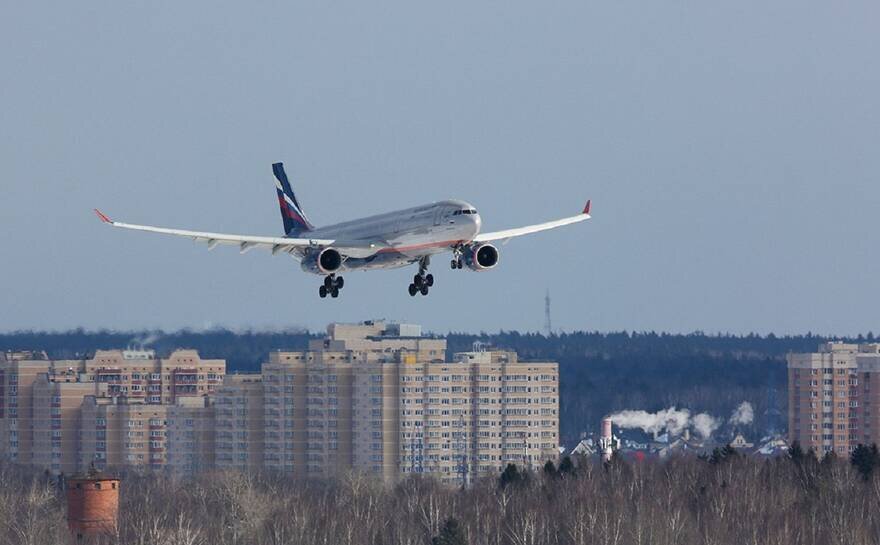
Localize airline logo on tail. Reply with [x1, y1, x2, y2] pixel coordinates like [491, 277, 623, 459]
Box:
[272, 162, 314, 236]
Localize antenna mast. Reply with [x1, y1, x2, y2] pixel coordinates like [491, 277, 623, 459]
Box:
[544, 289, 552, 336]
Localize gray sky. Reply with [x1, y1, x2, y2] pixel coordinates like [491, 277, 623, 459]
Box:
[2, 1, 878, 335]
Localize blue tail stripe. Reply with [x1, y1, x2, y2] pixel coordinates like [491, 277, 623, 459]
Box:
[272, 162, 313, 235]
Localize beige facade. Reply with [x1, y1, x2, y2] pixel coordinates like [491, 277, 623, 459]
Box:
[32, 377, 95, 474]
[2, 322, 560, 484]
[166, 398, 215, 476]
[788, 342, 877, 455]
[257, 321, 559, 485]
[0, 351, 52, 465]
[83, 349, 224, 404]
[214, 375, 264, 472]
[398, 351, 559, 485]
[1, 349, 224, 474]
[79, 400, 170, 472]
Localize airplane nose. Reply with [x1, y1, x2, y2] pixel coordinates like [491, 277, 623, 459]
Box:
[472, 213, 482, 233]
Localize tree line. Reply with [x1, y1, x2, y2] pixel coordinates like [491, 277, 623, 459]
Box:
[6, 447, 880, 545]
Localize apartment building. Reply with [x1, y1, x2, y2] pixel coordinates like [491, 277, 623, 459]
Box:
[214, 375, 264, 472]
[32, 376, 95, 474]
[257, 321, 559, 485]
[166, 397, 215, 476]
[1, 348, 225, 474]
[787, 342, 878, 455]
[2, 322, 559, 484]
[83, 349, 224, 404]
[79, 399, 171, 472]
[0, 351, 52, 464]
[398, 350, 559, 484]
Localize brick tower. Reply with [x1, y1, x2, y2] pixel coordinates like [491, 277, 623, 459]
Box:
[66, 468, 120, 541]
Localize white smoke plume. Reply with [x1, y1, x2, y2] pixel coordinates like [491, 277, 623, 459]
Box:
[608, 407, 692, 436]
[729, 402, 754, 426]
[691, 413, 723, 439]
[608, 407, 729, 440]
[130, 332, 162, 348]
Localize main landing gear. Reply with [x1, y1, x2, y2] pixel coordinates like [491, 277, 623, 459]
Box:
[408, 257, 434, 296]
[318, 274, 344, 298]
[450, 247, 463, 269]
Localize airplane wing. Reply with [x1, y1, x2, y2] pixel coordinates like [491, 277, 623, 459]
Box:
[472, 200, 592, 244]
[93, 210, 385, 258]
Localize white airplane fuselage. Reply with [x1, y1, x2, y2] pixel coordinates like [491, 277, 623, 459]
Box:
[305, 199, 481, 272]
[94, 161, 590, 298]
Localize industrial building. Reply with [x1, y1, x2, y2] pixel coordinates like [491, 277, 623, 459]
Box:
[0, 321, 559, 484]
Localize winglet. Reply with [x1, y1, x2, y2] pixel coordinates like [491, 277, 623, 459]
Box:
[583, 200, 591, 215]
[94, 209, 113, 224]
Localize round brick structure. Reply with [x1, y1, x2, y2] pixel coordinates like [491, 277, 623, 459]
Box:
[66, 472, 119, 540]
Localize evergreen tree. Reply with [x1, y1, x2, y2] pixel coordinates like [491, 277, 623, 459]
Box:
[432, 518, 467, 545]
[721, 444, 738, 459]
[850, 444, 880, 480]
[542, 460, 558, 477]
[558, 456, 574, 475]
[788, 441, 805, 463]
[500, 463, 523, 488]
[708, 444, 739, 465]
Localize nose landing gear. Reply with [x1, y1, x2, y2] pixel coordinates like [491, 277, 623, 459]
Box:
[319, 274, 344, 298]
[408, 257, 433, 296]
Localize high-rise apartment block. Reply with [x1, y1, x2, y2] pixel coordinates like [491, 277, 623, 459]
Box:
[1, 321, 560, 484]
[254, 321, 559, 484]
[787, 342, 880, 455]
[0, 348, 225, 474]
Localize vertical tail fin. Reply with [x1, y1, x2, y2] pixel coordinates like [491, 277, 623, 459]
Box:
[272, 162, 314, 235]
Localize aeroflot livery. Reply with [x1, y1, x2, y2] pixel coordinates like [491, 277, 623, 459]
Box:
[95, 163, 591, 298]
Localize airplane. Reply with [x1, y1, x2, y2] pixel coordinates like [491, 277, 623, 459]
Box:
[95, 162, 591, 299]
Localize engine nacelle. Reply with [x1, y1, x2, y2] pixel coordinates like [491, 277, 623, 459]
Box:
[301, 248, 343, 275]
[464, 243, 500, 271]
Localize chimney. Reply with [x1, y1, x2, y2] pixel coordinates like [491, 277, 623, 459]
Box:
[601, 417, 612, 441]
[599, 417, 614, 462]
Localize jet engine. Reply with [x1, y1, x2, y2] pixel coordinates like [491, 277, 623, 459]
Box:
[301, 248, 343, 275]
[463, 243, 499, 271]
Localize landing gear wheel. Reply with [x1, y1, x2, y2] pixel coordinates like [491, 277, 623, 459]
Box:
[457, 258, 463, 269]
[413, 274, 423, 287]
[425, 274, 434, 287]
[319, 285, 328, 298]
[335, 276, 344, 289]
[420, 284, 429, 296]
[330, 287, 339, 298]
[451, 259, 457, 269]
[324, 276, 334, 289]
[408, 284, 418, 296]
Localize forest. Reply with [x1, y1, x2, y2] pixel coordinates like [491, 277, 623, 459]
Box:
[0, 328, 867, 443]
[5, 448, 880, 545]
